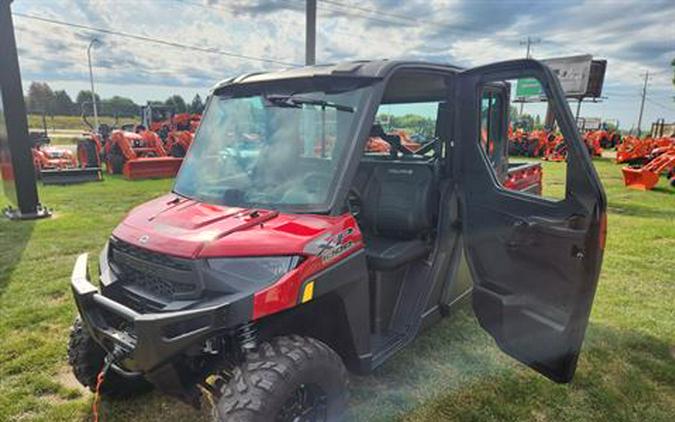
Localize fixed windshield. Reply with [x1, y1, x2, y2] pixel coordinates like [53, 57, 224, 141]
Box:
[173, 85, 371, 212]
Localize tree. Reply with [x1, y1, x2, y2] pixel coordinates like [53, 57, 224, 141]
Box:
[26, 82, 55, 114]
[164, 95, 187, 113]
[189, 94, 205, 114]
[52, 90, 75, 115]
[76, 90, 101, 116]
[101, 96, 139, 117]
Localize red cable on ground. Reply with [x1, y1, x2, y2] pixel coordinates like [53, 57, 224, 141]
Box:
[92, 369, 106, 422]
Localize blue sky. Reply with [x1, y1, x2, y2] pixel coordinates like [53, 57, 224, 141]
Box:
[11, 0, 675, 129]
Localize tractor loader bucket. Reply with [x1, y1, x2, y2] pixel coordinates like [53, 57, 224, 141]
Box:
[621, 167, 659, 190]
[40, 167, 103, 185]
[123, 157, 183, 180]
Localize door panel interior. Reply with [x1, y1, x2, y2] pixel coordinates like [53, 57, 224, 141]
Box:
[454, 59, 606, 383]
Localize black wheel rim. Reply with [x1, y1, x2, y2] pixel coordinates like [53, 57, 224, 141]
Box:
[276, 383, 328, 422]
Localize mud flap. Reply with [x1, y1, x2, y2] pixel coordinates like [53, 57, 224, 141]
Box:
[40, 167, 103, 185]
[123, 157, 183, 180]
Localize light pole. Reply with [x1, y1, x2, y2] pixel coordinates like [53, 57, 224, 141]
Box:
[87, 38, 101, 131]
[305, 0, 316, 65]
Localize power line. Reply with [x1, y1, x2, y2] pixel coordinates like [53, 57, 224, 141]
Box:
[645, 97, 675, 112]
[11, 12, 300, 67]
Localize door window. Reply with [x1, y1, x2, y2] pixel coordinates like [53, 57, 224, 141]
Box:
[479, 80, 568, 201]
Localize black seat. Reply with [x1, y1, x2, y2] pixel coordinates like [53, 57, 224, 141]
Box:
[360, 163, 435, 270]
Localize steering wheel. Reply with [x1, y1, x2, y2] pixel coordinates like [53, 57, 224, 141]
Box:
[302, 171, 332, 194]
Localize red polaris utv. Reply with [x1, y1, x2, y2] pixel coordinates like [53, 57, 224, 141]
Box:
[69, 59, 606, 421]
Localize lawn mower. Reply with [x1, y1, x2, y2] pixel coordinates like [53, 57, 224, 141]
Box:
[68, 59, 606, 421]
[29, 113, 102, 185]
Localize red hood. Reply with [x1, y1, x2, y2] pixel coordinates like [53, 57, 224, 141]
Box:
[113, 194, 348, 259]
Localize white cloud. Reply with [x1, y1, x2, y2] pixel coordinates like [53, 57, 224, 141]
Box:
[9, 0, 675, 126]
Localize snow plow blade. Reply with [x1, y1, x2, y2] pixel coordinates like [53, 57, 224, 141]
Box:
[40, 167, 103, 185]
[621, 167, 659, 190]
[123, 157, 183, 180]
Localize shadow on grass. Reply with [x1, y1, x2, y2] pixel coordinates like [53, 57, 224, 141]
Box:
[64, 305, 675, 422]
[0, 216, 34, 300]
[349, 315, 675, 421]
[607, 202, 674, 220]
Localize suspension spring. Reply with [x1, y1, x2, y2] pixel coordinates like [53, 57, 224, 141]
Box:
[237, 321, 258, 354]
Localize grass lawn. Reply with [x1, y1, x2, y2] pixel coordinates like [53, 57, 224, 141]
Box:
[1, 158, 673, 421]
[28, 114, 137, 132]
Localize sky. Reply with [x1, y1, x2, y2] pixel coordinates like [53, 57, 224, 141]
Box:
[10, 0, 675, 130]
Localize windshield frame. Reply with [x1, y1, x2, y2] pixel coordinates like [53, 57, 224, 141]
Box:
[172, 76, 380, 215]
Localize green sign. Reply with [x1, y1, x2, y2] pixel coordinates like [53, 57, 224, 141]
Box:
[516, 78, 543, 98]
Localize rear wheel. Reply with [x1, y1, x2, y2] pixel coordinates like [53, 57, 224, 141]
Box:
[170, 143, 186, 157]
[67, 317, 151, 398]
[77, 139, 99, 168]
[109, 144, 125, 174]
[214, 336, 347, 422]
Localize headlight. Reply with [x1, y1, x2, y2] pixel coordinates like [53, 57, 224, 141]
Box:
[207, 256, 301, 287]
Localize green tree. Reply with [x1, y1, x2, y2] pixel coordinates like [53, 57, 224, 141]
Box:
[101, 96, 139, 117]
[189, 94, 204, 113]
[165, 95, 187, 113]
[52, 90, 74, 115]
[75, 90, 101, 116]
[26, 82, 55, 113]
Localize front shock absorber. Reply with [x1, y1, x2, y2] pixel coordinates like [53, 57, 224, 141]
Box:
[237, 321, 258, 354]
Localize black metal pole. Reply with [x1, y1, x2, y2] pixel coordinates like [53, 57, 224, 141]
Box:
[305, 0, 316, 65]
[0, 0, 50, 220]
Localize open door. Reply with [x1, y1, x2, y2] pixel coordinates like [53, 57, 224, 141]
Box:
[453, 59, 607, 383]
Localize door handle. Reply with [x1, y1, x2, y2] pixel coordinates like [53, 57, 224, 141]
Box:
[525, 215, 587, 239]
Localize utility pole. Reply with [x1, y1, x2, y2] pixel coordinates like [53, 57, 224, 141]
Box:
[305, 0, 316, 65]
[87, 38, 101, 131]
[518, 36, 541, 115]
[636, 71, 649, 136]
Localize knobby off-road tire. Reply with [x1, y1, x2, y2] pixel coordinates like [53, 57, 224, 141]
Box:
[68, 317, 152, 398]
[215, 335, 348, 422]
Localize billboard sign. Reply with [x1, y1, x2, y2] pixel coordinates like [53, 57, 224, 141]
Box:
[516, 55, 604, 101]
[545, 54, 593, 97]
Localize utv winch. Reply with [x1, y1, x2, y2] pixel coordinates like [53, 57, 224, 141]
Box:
[68, 59, 607, 421]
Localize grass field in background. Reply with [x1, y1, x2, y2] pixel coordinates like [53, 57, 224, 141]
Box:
[0, 158, 673, 421]
[27, 114, 137, 132]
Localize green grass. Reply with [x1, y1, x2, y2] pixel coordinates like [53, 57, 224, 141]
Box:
[28, 114, 137, 131]
[1, 159, 673, 421]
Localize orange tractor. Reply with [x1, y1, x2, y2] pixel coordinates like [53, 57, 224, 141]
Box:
[30, 113, 102, 184]
[141, 105, 201, 157]
[105, 127, 183, 179]
[622, 141, 675, 190]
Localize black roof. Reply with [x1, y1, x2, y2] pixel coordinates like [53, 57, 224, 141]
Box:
[211, 59, 464, 92]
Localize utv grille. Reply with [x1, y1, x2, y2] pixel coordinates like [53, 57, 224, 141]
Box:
[109, 238, 199, 306]
[110, 238, 192, 271]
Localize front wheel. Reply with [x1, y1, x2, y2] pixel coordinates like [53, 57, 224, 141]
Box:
[67, 317, 152, 398]
[214, 336, 347, 422]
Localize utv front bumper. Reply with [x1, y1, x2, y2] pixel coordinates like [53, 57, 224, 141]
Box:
[70, 253, 252, 373]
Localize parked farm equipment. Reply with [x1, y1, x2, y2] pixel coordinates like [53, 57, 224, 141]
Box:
[105, 128, 183, 179]
[30, 113, 102, 184]
[622, 143, 675, 190]
[616, 136, 673, 164]
[141, 104, 201, 157]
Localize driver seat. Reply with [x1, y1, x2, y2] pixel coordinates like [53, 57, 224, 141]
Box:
[361, 163, 435, 270]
